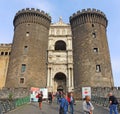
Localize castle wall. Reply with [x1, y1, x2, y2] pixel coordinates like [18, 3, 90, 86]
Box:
[0, 8, 114, 90]
[0, 44, 11, 89]
[70, 9, 114, 88]
[5, 8, 51, 88]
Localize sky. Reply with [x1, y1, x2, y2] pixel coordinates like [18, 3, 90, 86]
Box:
[0, 0, 120, 86]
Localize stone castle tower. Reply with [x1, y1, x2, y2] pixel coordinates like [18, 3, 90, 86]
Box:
[70, 9, 114, 88]
[5, 8, 51, 88]
[2, 8, 114, 91]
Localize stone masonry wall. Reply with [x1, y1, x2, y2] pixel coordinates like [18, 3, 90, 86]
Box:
[70, 8, 114, 88]
[0, 44, 11, 89]
[5, 8, 51, 88]
[0, 87, 30, 99]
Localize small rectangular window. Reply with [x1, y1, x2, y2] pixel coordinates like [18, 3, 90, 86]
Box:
[26, 32, 29, 37]
[24, 46, 28, 53]
[21, 64, 26, 72]
[20, 78, 24, 84]
[92, 32, 96, 38]
[92, 24, 95, 27]
[93, 48, 98, 53]
[96, 65, 101, 72]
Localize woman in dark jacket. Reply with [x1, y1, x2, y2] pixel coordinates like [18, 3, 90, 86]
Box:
[48, 92, 53, 104]
[37, 91, 43, 110]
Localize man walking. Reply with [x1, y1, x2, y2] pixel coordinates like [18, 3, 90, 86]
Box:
[83, 96, 94, 114]
[108, 92, 119, 114]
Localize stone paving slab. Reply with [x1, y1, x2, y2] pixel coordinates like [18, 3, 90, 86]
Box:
[6, 101, 109, 114]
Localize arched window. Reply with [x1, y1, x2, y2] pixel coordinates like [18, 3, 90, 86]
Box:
[5, 52, 8, 55]
[55, 40, 66, 50]
[1, 52, 4, 55]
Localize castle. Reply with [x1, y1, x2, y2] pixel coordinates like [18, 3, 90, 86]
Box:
[0, 8, 114, 92]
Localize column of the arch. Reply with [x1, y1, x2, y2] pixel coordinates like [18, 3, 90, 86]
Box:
[48, 67, 52, 92]
[71, 68, 74, 88]
[69, 68, 72, 87]
[49, 68, 50, 86]
[47, 67, 50, 87]
[50, 68, 53, 88]
[68, 67, 74, 92]
[69, 68, 71, 87]
[67, 67, 71, 92]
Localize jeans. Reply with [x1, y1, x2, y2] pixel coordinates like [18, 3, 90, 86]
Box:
[57, 98, 59, 104]
[109, 104, 118, 114]
[64, 111, 67, 114]
[70, 103, 74, 114]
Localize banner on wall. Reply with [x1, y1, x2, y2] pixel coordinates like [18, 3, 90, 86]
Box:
[40, 88, 48, 99]
[30, 87, 48, 102]
[30, 87, 40, 102]
[82, 87, 91, 99]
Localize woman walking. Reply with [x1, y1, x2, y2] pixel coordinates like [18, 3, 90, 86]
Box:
[37, 91, 43, 110]
[67, 92, 75, 114]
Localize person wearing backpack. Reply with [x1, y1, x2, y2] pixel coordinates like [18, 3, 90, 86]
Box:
[59, 93, 69, 114]
[108, 92, 119, 114]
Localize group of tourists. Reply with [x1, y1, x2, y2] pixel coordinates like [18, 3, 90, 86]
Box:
[36, 91, 119, 114]
[57, 91, 75, 114]
[56, 91, 94, 114]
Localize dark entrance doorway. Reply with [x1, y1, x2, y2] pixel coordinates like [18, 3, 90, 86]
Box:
[54, 72, 66, 92]
[57, 85, 64, 91]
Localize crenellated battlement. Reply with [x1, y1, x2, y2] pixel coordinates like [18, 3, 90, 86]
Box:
[13, 8, 51, 28]
[70, 8, 108, 28]
[0, 43, 12, 47]
[70, 8, 106, 19]
[15, 8, 51, 19]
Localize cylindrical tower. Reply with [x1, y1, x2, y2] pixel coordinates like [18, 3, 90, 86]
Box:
[70, 8, 114, 88]
[5, 8, 51, 88]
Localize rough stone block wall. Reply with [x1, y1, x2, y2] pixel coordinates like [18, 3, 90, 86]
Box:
[73, 87, 120, 100]
[0, 87, 30, 99]
[70, 9, 114, 88]
[0, 44, 11, 89]
[5, 8, 51, 88]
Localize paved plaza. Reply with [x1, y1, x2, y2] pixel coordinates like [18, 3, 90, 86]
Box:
[6, 101, 109, 114]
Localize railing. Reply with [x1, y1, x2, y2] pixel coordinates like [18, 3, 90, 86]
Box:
[0, 96, 30, 114]
[91, 95, 120, 112]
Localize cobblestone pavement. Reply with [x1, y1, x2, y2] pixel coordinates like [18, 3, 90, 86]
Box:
[6, 101, 109, 114]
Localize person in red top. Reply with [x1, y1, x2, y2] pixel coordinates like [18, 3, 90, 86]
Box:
[66, 92, 75, 114]
[36, 91, 43, 110]
[66, 92, 71, 104]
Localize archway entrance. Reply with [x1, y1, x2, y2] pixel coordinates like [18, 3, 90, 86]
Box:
[54, 72, 66, 92]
